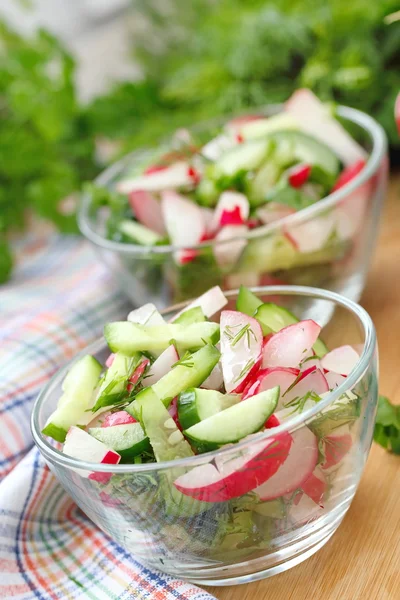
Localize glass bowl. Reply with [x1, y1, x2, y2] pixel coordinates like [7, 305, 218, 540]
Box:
[31, 286, 378, 586]
[78, 105, 388, 309]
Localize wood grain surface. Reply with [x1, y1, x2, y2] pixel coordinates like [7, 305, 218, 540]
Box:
[205, 174, 400, 600]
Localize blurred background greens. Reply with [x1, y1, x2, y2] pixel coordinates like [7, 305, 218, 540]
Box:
[0, 0, 399, 282]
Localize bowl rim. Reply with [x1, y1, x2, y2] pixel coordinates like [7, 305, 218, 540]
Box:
[78, 104, 387, 255]
[31, 285, 377, 473]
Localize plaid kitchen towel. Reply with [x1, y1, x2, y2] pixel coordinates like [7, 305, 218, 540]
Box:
[0, 231, 216, 600]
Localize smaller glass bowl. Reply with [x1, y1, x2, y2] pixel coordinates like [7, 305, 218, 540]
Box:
[78, 105, 388, 309]
[31, 287, 378, 586]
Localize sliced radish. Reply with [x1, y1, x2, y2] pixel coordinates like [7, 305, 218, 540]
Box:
[332, 160, 366, 192]
[171, 285, 227, 322]
[281, 368, 329, 407]
[289, 492, 324, 525]
[285, 89, 366, 165]
[284, 213, 336, 253]
[201, 360, 224, 391]
[262, 320, 321, 369]
[257, 203, 296, 225]
[102, 411, 136, 427]
[161, 190, 205, 249]
[174, 432, 292, 502]
[242, 367, 300, 401]
[301, 467, 326, 506]
[128, 303, 166, 326]
[335, 188, 369, 241]
[213, 224, 248, 269]
[325, 370, 346, 390]
[142, 345, 179, 388]
[117, 161, 195, 194]
[105, 353, 115, 368]
[63, 426, 120, 483]
[127, 358, 150, 392]
[300, 355, 321, 372]
[254, 425, 318, 501]
[128, 190, 166, 235]
[288, 163, 311, 188]
[201, 207, 216, 235]
[168, 397, 181, 430]
[84, 410, 112, 429]
[220, 310, 263, 393]
[201, 134, 234, 161]
[321, 345, 359, 376]
[321, 424, 353, 470]
[211, 191, 250, 232]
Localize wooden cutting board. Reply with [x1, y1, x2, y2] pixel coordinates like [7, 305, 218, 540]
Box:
[206, 173, 400, 600]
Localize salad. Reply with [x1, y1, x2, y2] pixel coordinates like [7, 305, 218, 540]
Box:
[86, 89, 371, 302]
[43, 285, 363, 561]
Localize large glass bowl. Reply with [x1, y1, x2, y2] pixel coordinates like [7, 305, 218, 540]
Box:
[78, 105, 388, 309]
[31, 287, 378, 586]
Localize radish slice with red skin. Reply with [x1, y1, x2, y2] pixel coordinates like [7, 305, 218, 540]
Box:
[284, 213, 336, 253]
[102, 411, 136, 427]
[63, 426, 120, 483]
[301, 467, 326, 506]
[117, 161, 195, 194]
[174, 432, 292, 502]
[220, 310, 263, 393]
[161, 191, 205, 249]
[211, 191, 250, 231]
[127, 358, 150, 392]
[105, 354, 115, 368]
[285, 89, 366, 165]
[254, 425, 318, 501]
[332, 160, 366, 192]
[300, 356, 321, 372]
[325, 370, 346, 390]
[321, 345, 359, 376]
[128, 190, 166, 235]
[288, 163, 311, 188]
[281, 368, 329, 407]
[262, 320, 321, 369]
[242, 367, 300, 401]
[213, 224, 248, 268]
[321, 424, 353, 470]
[171, 286, 228, 322]
[168, 397, 182, 430]
[289, 493, 324, 525]
[142, 345, 179, 388]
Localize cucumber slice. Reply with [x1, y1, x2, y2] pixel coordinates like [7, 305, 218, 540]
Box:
[92, 352, 139, 412]
[178, 388, 240, 430]
[104, 321, 220, 355]
[254, 301, 328, 356]
[215, 138, 271, 177]
[246, 161, 282, 207]
[173, 306, 206, 325]
[126, 344, 221, 415]
[119, 220, 162, 246]
[139, 393, 194, 462]
[184, 386, 279, 448]
[236, 285, 263, 316]
[42, 355, 102, 442]
[270, 131, 340, 177]
[239, 113, 299, 139]
[88, 423, 151, 462]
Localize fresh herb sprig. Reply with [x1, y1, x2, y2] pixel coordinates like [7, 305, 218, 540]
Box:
[374, 395, 400, 455]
